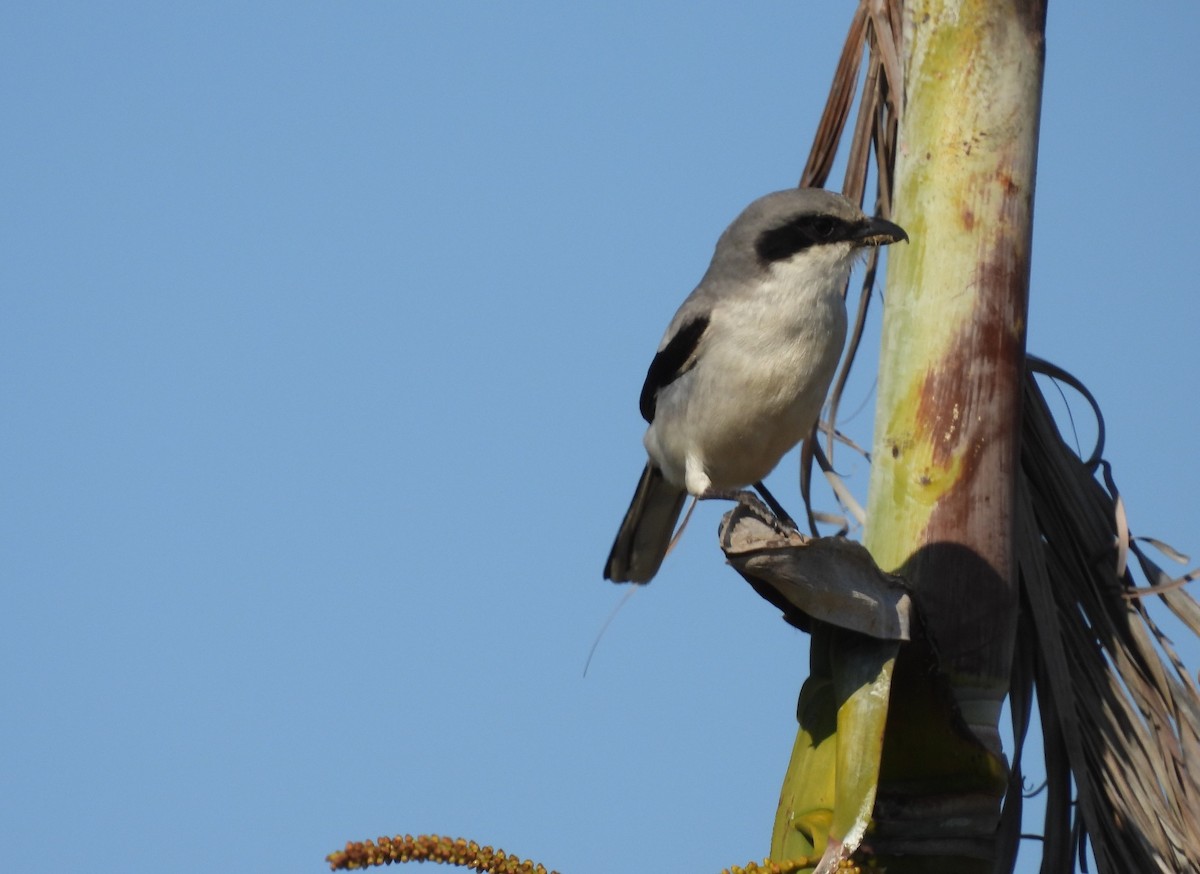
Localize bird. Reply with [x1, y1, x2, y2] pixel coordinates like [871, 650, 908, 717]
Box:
[603, 187, 907, 584]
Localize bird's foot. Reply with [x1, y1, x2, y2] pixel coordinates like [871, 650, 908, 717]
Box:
[699, 488, 796, 535]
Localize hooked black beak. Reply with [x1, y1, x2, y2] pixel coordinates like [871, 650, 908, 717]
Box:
[853, 216, 908, 246]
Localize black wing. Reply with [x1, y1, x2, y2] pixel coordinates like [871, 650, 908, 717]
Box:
[638, 315, 709, 423]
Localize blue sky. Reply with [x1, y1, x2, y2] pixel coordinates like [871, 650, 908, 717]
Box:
[3, 4, 1197, 873]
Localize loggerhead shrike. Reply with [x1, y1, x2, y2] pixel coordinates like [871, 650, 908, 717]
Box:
[604, 188, 907, 584]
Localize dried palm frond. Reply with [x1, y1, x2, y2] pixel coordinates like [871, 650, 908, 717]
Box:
[797, 0, 903, 534]
[1012, 359, 1200, 873]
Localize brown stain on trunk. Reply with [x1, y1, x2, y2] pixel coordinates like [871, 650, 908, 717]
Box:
[908, 170, 1030, 676]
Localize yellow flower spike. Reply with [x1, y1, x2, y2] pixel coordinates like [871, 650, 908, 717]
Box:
[326, 832, 561, 873]
[718, 857, 819, 874]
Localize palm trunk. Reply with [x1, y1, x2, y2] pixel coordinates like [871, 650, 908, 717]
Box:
[863, 0, 1046, 869]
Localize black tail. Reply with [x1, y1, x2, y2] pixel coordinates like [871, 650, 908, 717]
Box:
[604, 463, 688, 583]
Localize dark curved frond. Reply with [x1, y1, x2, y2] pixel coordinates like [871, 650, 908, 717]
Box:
[1016, 364, 1200, 873]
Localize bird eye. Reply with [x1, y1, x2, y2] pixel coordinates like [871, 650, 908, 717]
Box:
[811, 218, 835, 238]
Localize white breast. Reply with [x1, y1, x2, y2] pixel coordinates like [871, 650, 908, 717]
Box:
[644, 244, 852, 494]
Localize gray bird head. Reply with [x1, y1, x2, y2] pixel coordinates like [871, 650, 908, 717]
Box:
[710, 187, 907, 278]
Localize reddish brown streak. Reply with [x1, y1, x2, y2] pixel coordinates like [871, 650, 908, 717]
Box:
[907, 174, 1031, 673]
